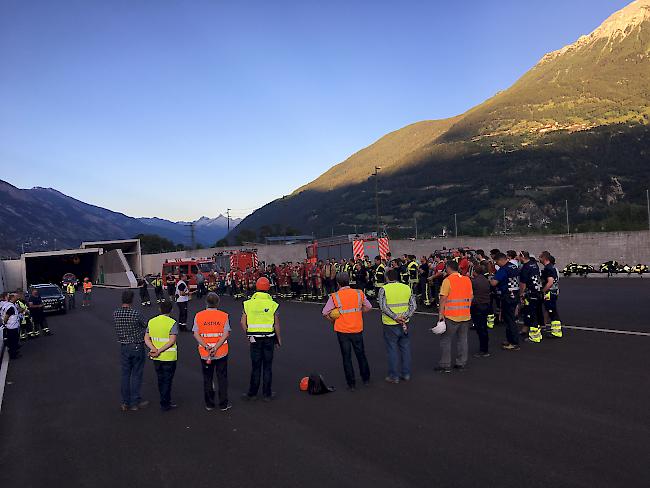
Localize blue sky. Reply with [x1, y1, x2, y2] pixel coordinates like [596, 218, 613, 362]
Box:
[0, 0, 630, 221]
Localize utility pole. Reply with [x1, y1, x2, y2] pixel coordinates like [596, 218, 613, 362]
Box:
[454, 213, 458, 238]
[226, 208, 231, 233]
[414, 216, 418, 240]
[372, 166, 381, 236]
[186, 223, 196, 250]
[565, 199, 570, 235]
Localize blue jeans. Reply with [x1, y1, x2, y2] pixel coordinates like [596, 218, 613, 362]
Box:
[383, 325, 411, 379]
[120, 343, 147, 406]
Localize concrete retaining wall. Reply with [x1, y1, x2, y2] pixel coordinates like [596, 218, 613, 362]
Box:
[2, 259, 23, 291]
[139, 231, 650, 273]
[390, 231, 650, 269]
[98, 249, 137, 287]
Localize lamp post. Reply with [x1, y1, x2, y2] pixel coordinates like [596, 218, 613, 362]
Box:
[372, 166, 381, 236]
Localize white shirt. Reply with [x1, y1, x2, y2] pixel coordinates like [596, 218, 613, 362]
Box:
[176, 280, 189, 303]
[3, 302, 21, 330]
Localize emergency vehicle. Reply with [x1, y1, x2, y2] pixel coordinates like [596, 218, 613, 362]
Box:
[161, 257, 215, 289]
[213, 250, 259, 272]
[306, 234, 390, 263]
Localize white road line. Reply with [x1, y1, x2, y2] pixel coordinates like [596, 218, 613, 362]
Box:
[287, 300, 650, 337]
[0, 349, 9, 414]
[561, 325, 650, 337]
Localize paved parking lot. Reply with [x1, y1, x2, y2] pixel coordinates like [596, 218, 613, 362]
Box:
[1, 280, 648, 488]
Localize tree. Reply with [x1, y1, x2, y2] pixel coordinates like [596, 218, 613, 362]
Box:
[236, 229, 257, 245]
[135, 234, 180, 254]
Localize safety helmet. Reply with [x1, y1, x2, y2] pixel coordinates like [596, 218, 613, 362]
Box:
[256, 277, 270, 291]
[431, 319, 446, 335]
[328, 308, 341, 321]
[299, 376, 309, 392]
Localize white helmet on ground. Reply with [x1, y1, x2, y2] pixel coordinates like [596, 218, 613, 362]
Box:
[431, 319, 446, 335]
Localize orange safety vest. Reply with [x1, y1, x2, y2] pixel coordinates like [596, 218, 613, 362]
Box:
[443, 273, 472, 319]
[195, 309, 229, 359]
[331, 288, 365, 334]
[83, 282, 93, 293]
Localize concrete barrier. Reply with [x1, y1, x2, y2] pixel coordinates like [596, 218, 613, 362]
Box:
[390, 231, 650, 269]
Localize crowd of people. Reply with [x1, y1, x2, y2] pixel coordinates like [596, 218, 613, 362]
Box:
[113, 247, 562, 411]
[1, 279, 94, 360]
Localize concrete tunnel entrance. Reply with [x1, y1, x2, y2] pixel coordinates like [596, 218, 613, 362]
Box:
[23, 249, 101, 289]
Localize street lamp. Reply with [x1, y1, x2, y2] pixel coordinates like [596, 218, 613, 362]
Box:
[372, 166, 382, 236]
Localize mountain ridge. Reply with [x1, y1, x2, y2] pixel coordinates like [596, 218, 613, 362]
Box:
[0, 179, 239, 256]
[230, 0, 650, 241]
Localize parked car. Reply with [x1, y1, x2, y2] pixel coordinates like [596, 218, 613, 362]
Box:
[29, 284, 67, 314]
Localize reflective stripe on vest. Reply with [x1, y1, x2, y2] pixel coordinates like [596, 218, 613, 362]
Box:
[243, 292, 278, 335]
[381, 282, 411, 325]
[443, 274, 472, 319]
[332, 288, 364, 333]
[195, 308, 229, 359]
[148, 315, 177, 361]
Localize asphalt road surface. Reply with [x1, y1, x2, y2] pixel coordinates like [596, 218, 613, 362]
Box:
[1, 280, 649, 488]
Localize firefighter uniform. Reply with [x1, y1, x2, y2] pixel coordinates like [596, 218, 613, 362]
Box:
[407, 258, 419, 294]
[542, 263, 562, 338]
[66, 283, 76, 309]
[152, 276, 165, 303]
[519, 259, 545, 343]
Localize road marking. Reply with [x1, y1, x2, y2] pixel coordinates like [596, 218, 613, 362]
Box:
[0, 349, 9, 414]
[287, 300, 650, 337]
[561, 325, 650, 337]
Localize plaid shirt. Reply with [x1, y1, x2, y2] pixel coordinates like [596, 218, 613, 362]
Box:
[113, 306, 146, 344]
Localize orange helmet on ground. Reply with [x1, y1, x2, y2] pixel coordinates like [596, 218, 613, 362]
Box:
[299, 377, 309, 392]
[256, 277, 270, 291]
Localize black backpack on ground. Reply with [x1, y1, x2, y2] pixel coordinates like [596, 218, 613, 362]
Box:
[308, 373, 336, 395]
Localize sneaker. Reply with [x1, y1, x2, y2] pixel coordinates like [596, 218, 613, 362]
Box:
[220, 403, 233, 411]
[362, 380, 370, 387]
[384, 376, 400, 384]
[346, 385, 356, 392]
[501, 341, 510, 346]
[120, 404, 129, 412]
[400, 375, 411, 382]
[161, 403, 178, 412]
[434, 366, 452, 373]
[502, 343, 521, 351]
[473, 352, 491, 358]
[205, 405, 215, 411]
[453, 365, 467, 371]
[241, 393, 257, 401]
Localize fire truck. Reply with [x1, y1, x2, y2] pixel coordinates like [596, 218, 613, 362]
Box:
[306, 234, 390, 263]
[213, 249, 259, 272]
[161, 257, 215, 290]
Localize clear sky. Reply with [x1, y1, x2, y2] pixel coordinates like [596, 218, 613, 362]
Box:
[0, 0, 631, 221]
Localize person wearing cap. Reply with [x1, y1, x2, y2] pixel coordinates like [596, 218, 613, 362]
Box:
[82, 277, 93, 307]
[322, 272, 373, 391]
[241, 277, 281, 402]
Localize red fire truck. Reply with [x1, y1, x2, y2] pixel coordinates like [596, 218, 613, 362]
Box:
[213, 250, 259, 271]
[161, 257, 215, 290]
[306, 234, 390, 263]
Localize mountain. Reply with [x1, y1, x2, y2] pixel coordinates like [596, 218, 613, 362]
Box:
[230, 0, 650, 240]
[0, 180, 239, 257]
[136, 215, 241, 247]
